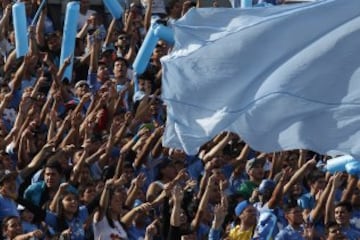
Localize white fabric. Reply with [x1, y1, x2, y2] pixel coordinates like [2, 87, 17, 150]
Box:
[93, 217, 128, 240]
[77, 9, 97, 30]
[161, 0, 360, 156]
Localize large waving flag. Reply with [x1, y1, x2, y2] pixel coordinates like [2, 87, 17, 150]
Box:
[161, 0, 360, 156]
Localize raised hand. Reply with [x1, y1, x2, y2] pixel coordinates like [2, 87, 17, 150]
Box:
[172, 184, 184, 203]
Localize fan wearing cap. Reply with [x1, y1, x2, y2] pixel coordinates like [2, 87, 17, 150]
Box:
[236, 157, 265, 200]
[228, 200, 258, 240]
[60, 80, 92, 115]
[252, 170, 292, 238]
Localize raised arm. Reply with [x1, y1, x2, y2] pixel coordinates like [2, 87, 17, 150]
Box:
[0, 4, 11, 40]
[170, 185, 184, 227]
[49, 182, 70, 213]
[94, 178, 113, 222]
[191, 174, 216, 230]
[19, 142, 55, 180]
[144, 0, 153, 32]
[134, 126, 163, 169]
[283, 156, 317, 194]
[202, 132, 232, 163]
[35, 6, 46, 47]
[267, 168, 291, 209]
[308, 175, 333, 222]
[104, 18, 116, 46]
[325, 173, 342, 224]
[121, 202, 153, 228]
[341, 174, 358, 202]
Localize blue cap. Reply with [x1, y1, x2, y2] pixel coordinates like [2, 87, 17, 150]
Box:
[235, 200, 250, 217]
[258, 179, 276, 195]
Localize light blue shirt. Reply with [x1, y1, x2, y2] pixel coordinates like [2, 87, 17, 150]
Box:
[275, 225, 304, 240]
[0, 194, 19, 222]
[297, 192, 315, 210]
[342, 226, 360, 240]
[45, 206, 89, 240]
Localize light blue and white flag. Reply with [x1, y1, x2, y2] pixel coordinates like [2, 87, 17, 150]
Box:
[161, 0, 360, 156]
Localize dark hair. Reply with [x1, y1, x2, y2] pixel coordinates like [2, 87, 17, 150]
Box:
[307, 170, 325, 184]
[325, 221, 340, 230]
[335, 201, 352, 213]
[283, 202, 300, 213]
[78, 182, 96, 196]
[138, 70, 154, 82]
[2, 216, 19, 232]
[114, 57, 129, 68]
[45, 159, 63, 175]
[105, 189, 126, 229]
[56, 190, 80, 233]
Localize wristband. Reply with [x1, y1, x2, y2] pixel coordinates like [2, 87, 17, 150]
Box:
[132, 134, 140, 142]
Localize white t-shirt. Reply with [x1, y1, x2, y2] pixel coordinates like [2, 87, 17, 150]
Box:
[141, 0, 166, 15]
[93, 216, 128, 240]
[77, 9, 97, 30]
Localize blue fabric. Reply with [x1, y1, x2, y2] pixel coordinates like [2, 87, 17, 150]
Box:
[253, 209, 277, 240]
[208, 228, 221, 240]
[24, 181, 46, 207]
[162, 0, 360, 157]
[350, 209, 360, 231]
[22, 221, 38, 234]
[197, 223, 210, 239]
[186, 156, 204, 181]
[342, 226, 360, 240]
[45, 206, 89, 240]
[0, 194, 19, 222]
[128, 225, 146, 240]
[87, 71, 101, 93]
[24, 181, 78, 207]
[297, 192, 315, 210]
[274, 225, 304, 240]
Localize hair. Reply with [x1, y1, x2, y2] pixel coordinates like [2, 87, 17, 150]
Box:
[78, 182, 96, 196]
[56, 190, 80, 233]
[105, 189, 125, 229]
[2, 215, 19, 232]
[283, 202, 300, 213]
[335, 201, 352, 213]
[307, 170, 325, 184]
[166, 0, 179, 14]
[114, 57, 129, 68]
[326, 221, 340, 230]
[45, 159, 63, 175]
[138, 70, 154, 82]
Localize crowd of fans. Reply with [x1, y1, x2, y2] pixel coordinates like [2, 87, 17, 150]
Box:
[0, 0, 359, 239]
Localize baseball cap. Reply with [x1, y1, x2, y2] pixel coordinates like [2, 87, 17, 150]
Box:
[0, 170, 18, 185]
[236, 181, 257, 200]
[75, 80, 89, 89]
[246, 157, 266, 173]
[235, 200, 251, 217]
[101, 46, 116, 56]
[258, 179, 276, 195]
